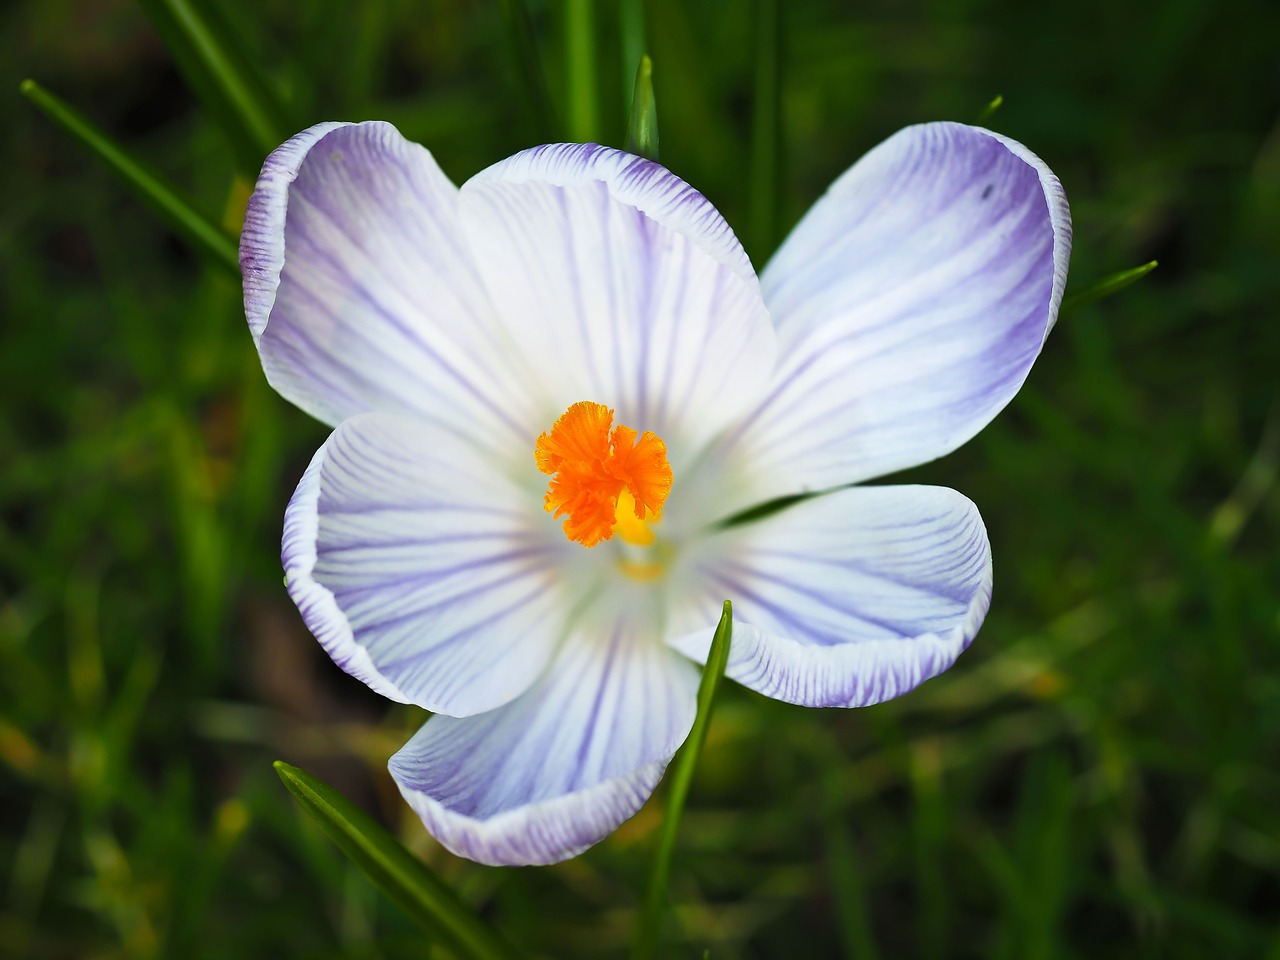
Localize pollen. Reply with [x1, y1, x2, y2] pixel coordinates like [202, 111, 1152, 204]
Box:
[535, 401, 673, 547]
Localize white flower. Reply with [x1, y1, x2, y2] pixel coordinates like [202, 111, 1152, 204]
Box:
[241, 122, 1071, 865]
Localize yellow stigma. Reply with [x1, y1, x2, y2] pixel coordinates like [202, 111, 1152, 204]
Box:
[534, 401, 672, 548]
[612, 488, 656, 546]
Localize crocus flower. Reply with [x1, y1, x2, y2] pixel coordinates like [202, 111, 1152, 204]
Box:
[241, 120, 1069, 866]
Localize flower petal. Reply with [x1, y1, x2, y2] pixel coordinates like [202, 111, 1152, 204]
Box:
[737, 122, 1070, 496]
[471, 143, 756, 283]
[241, 121, 345, 344]
[669, 485, 992, 708]
[283, 412, 568, 717]
[241, 121, 528, 439]
[389, 628, 699, 865]
[458, 147, 777, 461]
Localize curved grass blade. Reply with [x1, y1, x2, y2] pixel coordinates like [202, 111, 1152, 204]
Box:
[565, 0, 599, 142]
[1060, 260, 1159, 316]
[625, 55, 660, 160]
[136, 0, 290, 174]
[20, 80, 240, 278]
[631, 601, 733, 960]
[274, 762, 521, 960]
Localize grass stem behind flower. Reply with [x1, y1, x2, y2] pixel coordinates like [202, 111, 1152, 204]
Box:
[626, 55, 661, 160]
[976, 94, 1005, 124]
[565, 0, 600, 142]
[136, 0, 291, 175]
[499, 0, 555, 139]
[620, 0, 649, 113]
[749, 0, 781, 262]
[631, 601, 733, 960]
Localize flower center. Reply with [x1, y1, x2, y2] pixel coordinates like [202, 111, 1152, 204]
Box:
[534, 401, 673, 548]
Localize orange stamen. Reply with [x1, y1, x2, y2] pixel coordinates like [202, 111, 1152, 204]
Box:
[535, 401, 673, 547]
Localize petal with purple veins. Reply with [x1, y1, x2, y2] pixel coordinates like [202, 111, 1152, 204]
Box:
[283, 412, 569, 717]
[727, 122, 1070, 503]
[390, 625, 699, 866]
[471, 142, 757, 283]
[242, 121, 531, 441]
[459, 147, 777, 463]
[669, 484, 992, 708]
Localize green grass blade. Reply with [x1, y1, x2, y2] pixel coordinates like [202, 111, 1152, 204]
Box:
[620, 0, 648, 110]
[136, 0, 290, 174]
[498, 0, 555, 139]
[823, 795, 881, 960]
[976, 94, 1004, 124]
[625, 55, 660, 160]
[631, 601, 733, 960]
[1060, 260, 1159, 315]
[749, 0, 781, 262]
[273, 761, 521, 960]
[19, 80, 240, 278]
[564, 0, 599, 141]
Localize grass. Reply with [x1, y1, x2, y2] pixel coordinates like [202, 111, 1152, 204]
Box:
[2, 0, 1278, 956]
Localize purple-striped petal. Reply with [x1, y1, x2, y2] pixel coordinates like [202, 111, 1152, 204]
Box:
[670, 485, 992, 708]
[457, 147, 777, 462]
[731, 122, 1070, 500]
[390, 628, 699, 865]
[241, 122, 531, 441]
[471, 143, 756, 283]
[283, 412, 568, 717]
[242, 122, 344, 345]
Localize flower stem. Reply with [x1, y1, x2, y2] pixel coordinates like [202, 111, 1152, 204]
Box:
[631, 601, 733, 960]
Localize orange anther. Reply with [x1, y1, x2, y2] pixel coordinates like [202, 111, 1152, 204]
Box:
[535, 402, 673, 547]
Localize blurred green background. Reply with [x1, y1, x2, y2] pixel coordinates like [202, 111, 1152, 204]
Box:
[2, 0, 1278, 957]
